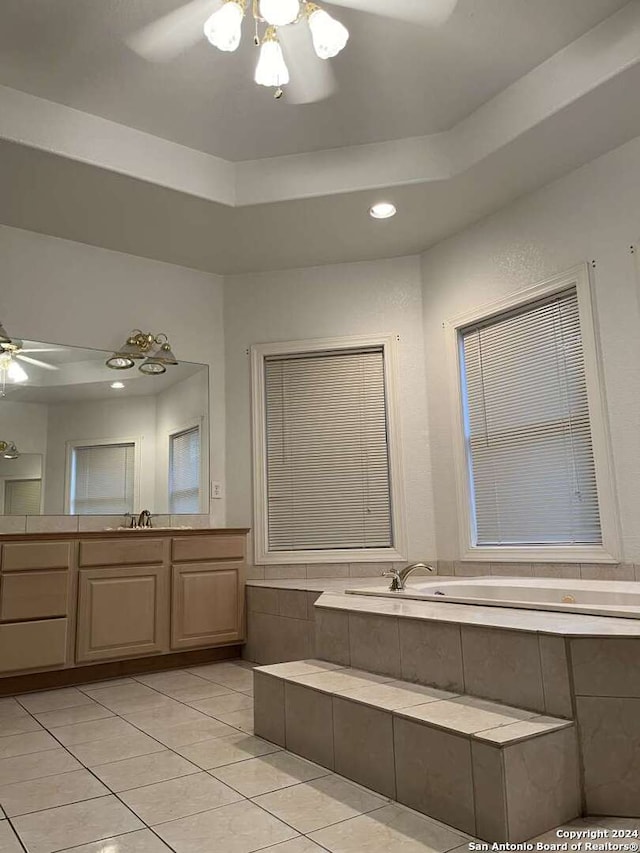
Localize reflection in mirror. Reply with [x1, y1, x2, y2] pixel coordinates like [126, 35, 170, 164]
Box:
[0, 339, 209, 516]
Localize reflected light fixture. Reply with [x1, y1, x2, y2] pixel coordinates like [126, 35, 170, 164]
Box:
[106, 331, 178, 376]
[369, 202, 397, 220]
[110, 381, 125, 390]
[0, 440, 20, 460]
[202, 0, 348, 98]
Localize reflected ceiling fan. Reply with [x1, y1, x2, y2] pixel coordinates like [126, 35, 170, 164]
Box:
[0, 322, 60, 389]
[128, 0, 459, 103]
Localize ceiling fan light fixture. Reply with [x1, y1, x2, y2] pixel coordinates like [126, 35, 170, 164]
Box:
[255, 27, 290, 88]
[259, 0, 300, 27]
[7, 360, 28, 383]
[0, 322, 12, 346]
[306, 4, 349, 59]
[204, 0, 246, 52]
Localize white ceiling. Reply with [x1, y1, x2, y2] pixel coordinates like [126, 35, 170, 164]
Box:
[0, 0, 639, 273]
[0, 0, 629, 160]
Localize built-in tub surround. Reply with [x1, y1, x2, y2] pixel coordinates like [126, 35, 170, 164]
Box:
[348, 577, 640, 620]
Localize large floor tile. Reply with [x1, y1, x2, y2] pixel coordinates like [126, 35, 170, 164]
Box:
[0, 731, 59, 760]
[12, 795, 144, 853]
[259, 840, 326, 853]
[67, 731, 165, 767]
[34, 703, 115, 730]
[0, 749, 82, 785]
[124, 705, 205, 731]
[120, 772, 243, 825]
[188, 693, 253, 717]
[0, 821, 23, 853]
[190, 666, 254, 693]
[214, 709, 254, 734]
[211, 751, 330, 797]
[253, 775, 388, 834]
[92, 749, 200, 792]
[17, 689, 95, 715]
[175, 733, 281, 769]
[0, 715, 43, 738]
[0, 768, 109, 817]
[135, 671, 232, 702]
[51, 716, 139, 746]
[154, 799, 297, 853]
[309, 803, 469, 852]
[84, 685, 179, 716]
[139, 717, 238, 748]
[57, 828, 173, 853]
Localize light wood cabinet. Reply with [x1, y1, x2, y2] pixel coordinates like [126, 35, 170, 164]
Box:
[2, 541, 71, 571]
[79, 538, 165, 567]
[76, 564, 169, 663]
[171, 562, 243, 650]
[0, 619, 68, 672]
[1, 571, 69, 621]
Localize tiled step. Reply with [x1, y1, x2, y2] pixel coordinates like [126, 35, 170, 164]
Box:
[254, 659, 581, 843]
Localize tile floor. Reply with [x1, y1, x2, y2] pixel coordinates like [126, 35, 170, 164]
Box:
[0, 660, 636, 853]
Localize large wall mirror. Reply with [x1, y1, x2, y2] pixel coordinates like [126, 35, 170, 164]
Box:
[0, 339, 209, 516]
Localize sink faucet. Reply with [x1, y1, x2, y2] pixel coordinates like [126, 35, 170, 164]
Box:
[137, 510, 153, 529]
[382, 562, 435, 592]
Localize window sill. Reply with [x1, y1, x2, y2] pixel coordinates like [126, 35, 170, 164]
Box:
[255, 546, 407, 566]
[460, 544, 619, 564]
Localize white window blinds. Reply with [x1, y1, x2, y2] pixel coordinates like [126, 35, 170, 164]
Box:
[169, 426, 201, 514]
[460, 288, 602, 546]
[264, 347, 393, 551]
[4, 479, 41, 515]
[70, 443, 135, 515]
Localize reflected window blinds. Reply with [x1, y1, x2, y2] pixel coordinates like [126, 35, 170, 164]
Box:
[169, 426, 201, 514]
[71, 443, 135, 515]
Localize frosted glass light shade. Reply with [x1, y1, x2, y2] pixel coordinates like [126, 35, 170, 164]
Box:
[204, 0, 245, 52]
[7, 359, 28, 383]
[255, 37, 290, 87]
[308, 7, 348, 59]
[260, 0, 300, 26]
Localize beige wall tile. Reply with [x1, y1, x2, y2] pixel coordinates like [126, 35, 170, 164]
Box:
[454, 562, 490, 577]
[265, 565, 306, 580]
[314, 608, 350, 666]
[539, 636, 573, 718]
[278, 590, 308, 620]
[332, 697, 396, 799]
[348, 613, 401, 678]
[576, 696, 640, 817]
[284, 683, 334, 770]
[25, 516, 79, 534]
[306, 592, 321, 621]
[437, 560, 455, 576]
[77, 516, 124, 531]
[580, 563, 635, 581]
[471, 741, 507, 842]
[246, 565, 266, 580]
[306, 563, 349, 579]
[532, 563, 580, 579]
[348, 562, 389, 578]
[0, 517, 26, 534]
[246, 587, 279, 615]
[254, 672, 285, 748]
[394, 717, 475, 836]
[503, 727, 580, 842]
[399, 619, 464, 693]
[490, 563, 533, 577]
[244, 612, 313, 665]
[461, 627, 545, 713]
[571, 637, 640, 698]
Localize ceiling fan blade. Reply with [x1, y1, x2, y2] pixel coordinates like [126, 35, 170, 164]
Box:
[18, 348, 63, 354]
[279, 23, 336, 105]
[127, 0, 221, 62]
[16, 355, 58, 371]
[326, 0, 458, 26]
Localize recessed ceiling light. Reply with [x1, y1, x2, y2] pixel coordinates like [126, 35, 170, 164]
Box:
[110, 381, 125, 389]
[369, 202, 397, 220]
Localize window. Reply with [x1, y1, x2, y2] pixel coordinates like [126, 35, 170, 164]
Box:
[69, 442, 135, 515]
[252, 336, 407, 564]
[449, 265, 618, 562]
[169, 426, 201, 513]
[4, 479, 41, 515]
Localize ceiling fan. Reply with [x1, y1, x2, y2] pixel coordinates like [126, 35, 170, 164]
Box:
[0, 322, 60, 389]
[127, 0, 459, 103]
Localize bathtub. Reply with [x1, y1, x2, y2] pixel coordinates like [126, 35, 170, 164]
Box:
[346, 576, 640, 619]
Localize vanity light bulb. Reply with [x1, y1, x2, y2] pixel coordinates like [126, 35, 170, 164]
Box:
[255, 34, 290, 88]
[307, 7, 349, 59]
[203, 0, 245, 52]
[7, 360, 28, 383]
[259, 0, 300, 26]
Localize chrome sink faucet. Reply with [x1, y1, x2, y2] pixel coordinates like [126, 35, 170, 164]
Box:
[125, 510, 153, 529]
[382, 562, 435, 591]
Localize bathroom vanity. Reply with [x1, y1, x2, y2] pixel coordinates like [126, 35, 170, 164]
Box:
[0, 527, 248, 693]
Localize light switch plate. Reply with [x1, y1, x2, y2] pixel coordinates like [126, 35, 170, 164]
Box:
[211, 481, 224, 499]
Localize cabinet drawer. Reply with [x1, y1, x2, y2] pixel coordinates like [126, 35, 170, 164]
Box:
[172, 535, 245, 563]
[0, 619, 68, 673]
[79, 538, 165, 567]
[1, 571, 69, 621]
[2, 542, 71, 572]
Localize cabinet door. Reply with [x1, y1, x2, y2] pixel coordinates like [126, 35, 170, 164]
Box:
[171, 562, 243, 650]
[77, 565, 169, 663]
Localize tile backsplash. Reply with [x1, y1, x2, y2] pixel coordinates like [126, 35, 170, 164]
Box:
[0, 514, 212, 534]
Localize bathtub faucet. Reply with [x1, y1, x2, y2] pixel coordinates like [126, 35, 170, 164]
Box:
[382, 562, 435, 592]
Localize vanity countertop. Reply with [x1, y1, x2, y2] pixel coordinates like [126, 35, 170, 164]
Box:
[0, 527, 250, 542]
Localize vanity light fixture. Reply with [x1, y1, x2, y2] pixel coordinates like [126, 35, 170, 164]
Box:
[106, 331, 178, 376]
[0, 440, 20, 460]
[369, 202, 397, 220]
